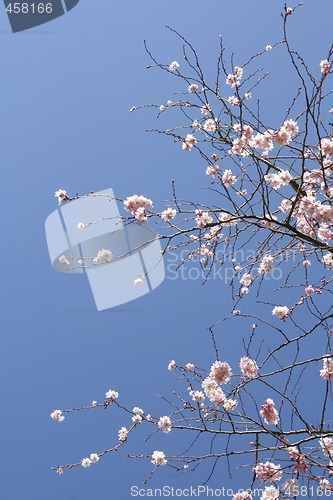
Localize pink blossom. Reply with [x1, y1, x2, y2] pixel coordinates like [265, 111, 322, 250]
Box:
[323, 253, 333, 269]
[260, 398, 279, 425]
[226, 66, 243, 88]
[185, 363, 195, 371]
[188, 83, 198, 93]
[279, 199, 293, 212]
[272, 305, 289, 320]
[195, 209, 213, 228]
[228, 96, 240, 106]
[206, 386, 226, 405]
[318, 224, 333, 243]
[202, 376, 218, 393]
[182, 134, 198, 151]
[219, 212, 237, 226]
[320, 357, 333, 380]
[202, 377, 226, 405]
[272, 119, 298, 147]
[240, 273, 252, 287]
[320, 59, 331, 75]
[273, 129, 291, 146]
[168, 360, 176, 371]
[200, 104, 211, 115]
[134, 206, 148, 223]
[123, 195, 153, 217]
[161, 208, 176, 222]
[189, 390, 205, 403]
[319, 437, 333, 456]
[234, 66, 243, 79]
[233, 491, 252, 500]
[253, 461, 283, 482]
[158, 416, 172, 433]
[293, 455, 307, 473]
[320, 479, 331, 491]
[206, 164, 219, 178]
[282, 119, 299, 136]
[223, 398, 238, 411]
[151, 451, 167, 466]
[240, 357, 259, 378]
[210, 361, 232, 384]
[169, 61, 179, 71]
[261, 486, 279, 500]
[320, 138, 333, 157]
[203, 119, 217, 132]
[222, 169, 237, 187]
[55, 189, 68, 205]
[226, 74, 238, 88]
[287, 446, 300, 461]
[258, 255, 274, 274]
[250, 130, 274, 154]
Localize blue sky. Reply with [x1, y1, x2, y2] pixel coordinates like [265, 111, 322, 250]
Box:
[1, 1, 333, 499]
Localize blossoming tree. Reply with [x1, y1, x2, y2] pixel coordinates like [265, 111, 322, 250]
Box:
[51, 4, 333, 498]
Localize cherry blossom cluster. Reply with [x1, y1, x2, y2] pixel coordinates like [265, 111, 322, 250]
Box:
[151, 450, 167, 466]
[55, 189, 69, 205]
[228, 119, 298, 158]
[226, 66, 243, 88]
[50, 409, 65, 422]
[221, 169, 237, 187]
[81, 454, 100, 468]
[285, 444, 307, 473]
[273, 119, 299, 146]
[272, 305, 290, 321]
[123, 194, 153, 223]
[182, 133, 198, 151]
[320, 59, 332, 75]
[320, 357, 333, 380]
[169, 61, 179, 71]
[195, 209, 213, 229]
[239, 356, 259, 379]
[319, 437, 333, 457]
[93, 249, 113, 265]
[50, 9, 333, 489]
[264, 170, 293, 190]
[258, 255, 274, 275]
[252, 461, 283, 482]
[158, 416, 172, 434]
[259, 398, 279, 426]
[203, 118, 217, 132]
[161, 207, 176, 222]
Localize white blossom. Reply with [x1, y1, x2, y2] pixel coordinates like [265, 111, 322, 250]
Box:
[151, 451, 167, 466]
[105, 389, 119, 400]
[81, 458, 91, 468]
[90, 453, 100, 463]
[169, 61, 179, 71]
[118, 427, 129, 442]
[93, 249, 113, 265]
[50, 410, 65, 422]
